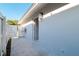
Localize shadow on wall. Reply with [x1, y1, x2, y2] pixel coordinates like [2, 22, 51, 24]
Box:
[6, 37, 12, 56]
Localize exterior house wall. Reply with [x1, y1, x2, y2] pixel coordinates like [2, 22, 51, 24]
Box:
[23, 24, 33, 42]
[16, 4, 79, 56]
[21, 5, 79, 56]
[38, 5, 79, 55]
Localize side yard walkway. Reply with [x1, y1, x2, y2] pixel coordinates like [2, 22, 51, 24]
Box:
[11, 37, 39, 56]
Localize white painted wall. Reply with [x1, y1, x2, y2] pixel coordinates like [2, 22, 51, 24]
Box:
[16, 5, 79, 56]
[0, 16, 6, 55]
[37, 5, 79, 55]
[22, 5, 79, 56]
[2, 18, 6, 55]
[6, 25, 17, 38]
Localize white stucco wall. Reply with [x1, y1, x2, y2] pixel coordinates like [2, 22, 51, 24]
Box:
[37, 5, 79, 55]
[13, 5, 79, 56]
[22, 5, 79, 56]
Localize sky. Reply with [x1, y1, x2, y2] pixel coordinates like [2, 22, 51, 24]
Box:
[0, 3, 32, 20]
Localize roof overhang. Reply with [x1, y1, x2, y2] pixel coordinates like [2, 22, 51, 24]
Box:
[18, 3, 47, 25]
[18, 3, 79, 25]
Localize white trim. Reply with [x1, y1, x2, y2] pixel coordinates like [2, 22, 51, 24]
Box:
[21, 21, 35, 27]
[18, 3, 38, 24]
[18, 3, 46, 24]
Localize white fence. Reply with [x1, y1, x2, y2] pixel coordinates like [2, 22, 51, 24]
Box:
[0, 15, 6, 55]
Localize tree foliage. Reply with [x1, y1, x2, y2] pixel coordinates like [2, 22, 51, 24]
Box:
[7, 20, 18, 25]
